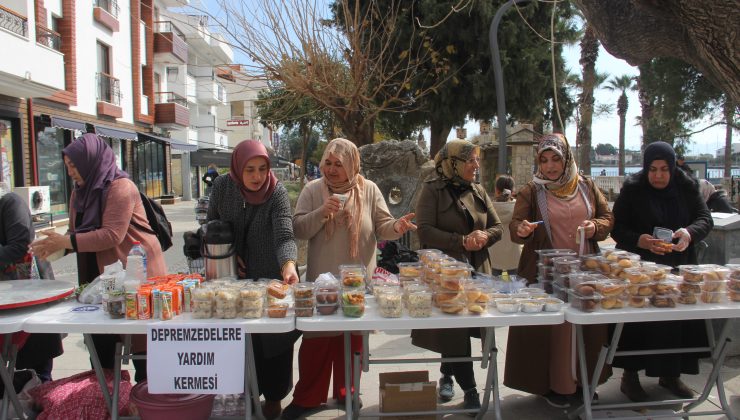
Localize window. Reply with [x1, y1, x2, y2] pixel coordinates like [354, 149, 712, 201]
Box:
[34, 123, 70, 217]
[230, 101, 245, 118]
[130, 139, 165, 198]
[166, 66, 179, 82]
[0, 119, 16, 188]
[97, 41, 111, 75]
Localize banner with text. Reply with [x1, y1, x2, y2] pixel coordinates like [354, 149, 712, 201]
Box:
[147, 324, 245, 394]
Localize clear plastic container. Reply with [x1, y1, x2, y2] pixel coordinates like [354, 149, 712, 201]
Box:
[542, 298, 564, 312]
[239, 283, 265, 319]
[339, 264, 366, 289]
[536, 249, 578, 266]
[678, 292, 698, 305]
[519, 299, 544, 313]
[600, 293, 627, 310]
[214, 288, 239, 319]
[495, 299, 520, 314]
[537, 263, 554, 281]
[437, 273, 464, 293]
[341, 290, 365, 317]
[580, 253, 603, 272]
[267, 303, 290, 318]
[397, 262, 423, 278]
[406, 289, 432, 317]
[728, 290, 740, 302]
[628, 295, 649, 308]
[191, 288, 215, 319]
[294, 298, 315, 317]
[650, 291, 679, 308]
[568, 289, 602, 313]
[700, 290, 726, 304]
[552, 256, 581, 274]
[552, 283, 569, 302]
[315, 286, 339, 315]
[464, 282, 492, 314]
[376, 285, 403, 318]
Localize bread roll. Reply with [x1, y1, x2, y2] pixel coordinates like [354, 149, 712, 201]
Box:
[267, 282, 289, 299]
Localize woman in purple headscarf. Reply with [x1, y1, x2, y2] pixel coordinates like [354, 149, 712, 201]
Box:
[32, 133, 166, 382]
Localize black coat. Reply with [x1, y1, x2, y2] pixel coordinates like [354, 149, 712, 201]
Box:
[612, 168, 713, 267]
[707, 190, 738, 213]
[610, 168, 713, 376]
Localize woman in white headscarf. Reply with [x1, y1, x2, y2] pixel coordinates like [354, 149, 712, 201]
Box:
[284, 138, 416, 419]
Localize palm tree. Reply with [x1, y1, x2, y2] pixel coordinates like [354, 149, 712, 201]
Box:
[577, 24, 599, 175]
[605, 75, 636, 175]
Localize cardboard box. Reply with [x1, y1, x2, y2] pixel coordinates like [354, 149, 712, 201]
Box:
[379, 371, 437, 420]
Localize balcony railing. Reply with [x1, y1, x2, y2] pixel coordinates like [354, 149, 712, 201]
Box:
[96, 72, 121, 106]
[36, 25, 61, 51]
[94, 0, 119, 19]
[0, 5, 28, 37]
[155, 91, 188, 107]
[153, 20, 185, 39]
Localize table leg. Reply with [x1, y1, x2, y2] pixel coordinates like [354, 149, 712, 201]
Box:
[343, 332, 352, 419]
[110, 341, 125, 420]
[575, 325, 592, 420]
[0, 337, 24, 420]
[478, 327, 500, 420]
[243, 332, 251, 420]
[83, 334, 114, 416]
[244, 333, 263, 420]
[352, 351, 361, 420]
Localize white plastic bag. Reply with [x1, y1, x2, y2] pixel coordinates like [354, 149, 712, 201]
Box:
[77, 260, 126, 304]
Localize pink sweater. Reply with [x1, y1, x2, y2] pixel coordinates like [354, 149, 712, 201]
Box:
[70, 178, 167, 278]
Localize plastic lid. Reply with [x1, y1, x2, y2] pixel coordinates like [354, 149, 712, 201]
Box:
[132, 240, 141, 245]
[130, 381, 213, 406]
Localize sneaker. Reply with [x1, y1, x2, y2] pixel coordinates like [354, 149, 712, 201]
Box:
[262, 400, 282, 420]
[438, 376, 454, 402]
[659, 377, 694, 399]
[463, 389, 481, 416]
[541, 391, 571, 408]
[280, 403, 317, 420]
[575, 386, 599, 402]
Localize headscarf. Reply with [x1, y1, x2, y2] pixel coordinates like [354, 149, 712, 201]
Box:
[63, 133, 129, 233]
[434, 139, 479, 189]
[699, 179, 715, 203]
[533, 133, 579, 199]
[319, 138, 364, 258]
[640, 141, 689, 230]
[229, 140, 277, 205]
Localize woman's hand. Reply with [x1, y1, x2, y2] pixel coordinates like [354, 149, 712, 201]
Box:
[464, 230, 489, 251]
[236, 255, 247, 279]
[580, 220, 596, 239]
[322, 196, 341, 219]
[672, 228, 692, 252]
[281, 261, 299, 285]
[394, 213, 417, 234]
[638, 234, 670, 255]
[30, 231, 69, 260]
[516, 220, 539, 238]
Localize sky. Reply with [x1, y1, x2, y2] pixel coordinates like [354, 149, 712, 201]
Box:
[444, 44, 730, 157]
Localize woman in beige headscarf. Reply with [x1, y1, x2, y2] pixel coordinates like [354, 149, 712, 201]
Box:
[284, 138, 416, 418]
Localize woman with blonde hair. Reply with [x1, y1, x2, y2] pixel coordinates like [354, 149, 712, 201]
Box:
[284, 138, 416, 419]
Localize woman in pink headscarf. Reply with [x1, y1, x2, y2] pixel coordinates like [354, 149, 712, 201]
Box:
[207, 139, 299, 419]
[283, 138, 416, 419]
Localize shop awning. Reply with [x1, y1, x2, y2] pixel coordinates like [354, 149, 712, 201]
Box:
[50, 116, 86, 132]
[138, 132, 198, 152]
[95, 125, 138, 140]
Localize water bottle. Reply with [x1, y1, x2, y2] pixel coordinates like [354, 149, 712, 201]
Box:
[126, 241, 148, 284]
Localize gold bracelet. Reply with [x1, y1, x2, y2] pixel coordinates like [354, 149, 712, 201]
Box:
[281, 260, 296, 273]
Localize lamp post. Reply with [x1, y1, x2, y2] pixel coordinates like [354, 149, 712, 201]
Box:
[489, 0, 530, 175]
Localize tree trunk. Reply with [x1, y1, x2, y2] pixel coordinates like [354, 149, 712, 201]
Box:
[725, 98, 734, 180]
[617, 93, 628, 175]
[337, 111, 374, 147]
[299, 121, 310, 187]
[429, 120, 452, 159]
[577, 25, 599, 176]
[573, 0, 740, 104]
[637, 72, 654, 147]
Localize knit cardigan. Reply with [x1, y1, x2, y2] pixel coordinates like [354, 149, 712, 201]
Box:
[207, 175, 297, 280]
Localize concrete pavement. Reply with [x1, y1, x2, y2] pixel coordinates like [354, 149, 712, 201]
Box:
[49, 199, 740, 419]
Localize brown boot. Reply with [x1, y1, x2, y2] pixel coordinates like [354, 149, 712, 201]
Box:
[620, 370, 649, 402]
[659, 376, 694, 399]
[262, 400, 282, 420]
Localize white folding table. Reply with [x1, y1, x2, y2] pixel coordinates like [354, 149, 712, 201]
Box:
[296, 298, 564, 420]
[23, 300, 295, 420]
[565, 303, 740, 420]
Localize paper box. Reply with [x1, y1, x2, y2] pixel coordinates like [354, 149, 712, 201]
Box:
[379, 371, 437, 420]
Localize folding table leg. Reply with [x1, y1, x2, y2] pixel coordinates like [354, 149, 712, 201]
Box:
[478, 327, 500, 420]
[343, 332, 352, 419]
[353, 351, 361, 420]
[575, 325, 593, 420]
[110, 340, 125, 420]
[244, 333, 263, 420]
[83, 334, 114, 416]
[0, 337, 25, 420]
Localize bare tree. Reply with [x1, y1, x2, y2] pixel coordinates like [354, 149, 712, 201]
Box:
[188, 0, 449, 146]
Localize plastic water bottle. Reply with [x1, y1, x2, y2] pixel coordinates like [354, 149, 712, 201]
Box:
[126, 241, 148, 284]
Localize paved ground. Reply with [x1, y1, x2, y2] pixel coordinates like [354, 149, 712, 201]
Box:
[48, 199, 740, 419]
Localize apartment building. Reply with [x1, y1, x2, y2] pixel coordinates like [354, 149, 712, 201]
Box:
[0, 0, 251, 221]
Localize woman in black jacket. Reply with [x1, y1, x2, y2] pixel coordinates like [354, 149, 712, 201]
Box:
[611, 141, 713, 402]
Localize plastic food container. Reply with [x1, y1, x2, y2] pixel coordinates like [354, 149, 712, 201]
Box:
[678, 292, 698, 305]
[600, 293, 627, 310]
[519, 299, 544, 313]
[552, 256, 582, 274]
[542, 298, 564, 312]
[700, 290, 726, 304]
[627, 282, 655, 297]
[316, 303, 339, 315]
[552, 283, 568, 302]
[267, 303, 290, 318]
[568, 289, 602, 313]
[376, 286, 403, 318]
[650, 290, 679, 308]
[464, 283, 492, 314]
[406, 289, 433, 318]
[341, 291, 365, 317]
[628, 295, 649, 308]
[416, 249, 443, 265]
[294, 298, 315, 317]
[603, 250, 641, 268]
[339, 264, 366, 289]
[191, 288, 214, 319]
[439, 261, 472, 278]
[701, 280, 727, 292]
[681, 267, 708, 283]
[580, 253, 603, 272]
[537, 263, 554, 281]
[570, 272, 610, 289]
[398, 262, 423, 278]
[729, 290, 740, 302]
[239, 284, 265, 319]
[494, 299, 520, 314]
[214, 289, 239, 319]
[315, 287, 339, 315]
[536, 249, 578, 266]
[131, 381, 215, 420]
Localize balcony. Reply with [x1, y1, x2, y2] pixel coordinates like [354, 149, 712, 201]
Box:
[93, 0, 120, 32]
[196, 76, 226, 105]
[0, 6, 64, 98]
[158, 0, 190, 7]
[0, 5, 28, 37]
[96, 72, 122, 118]
[153, 21, 187, 64]
[36, 25, 61, 51]
[154, 91, 189, 129]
